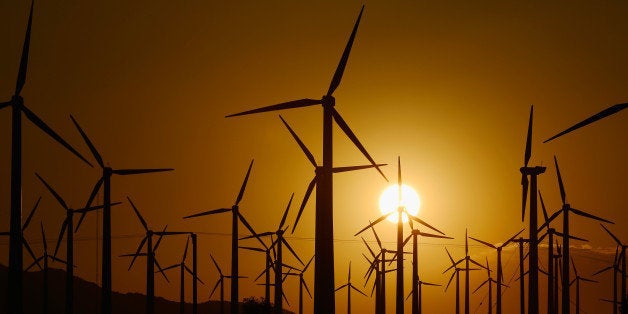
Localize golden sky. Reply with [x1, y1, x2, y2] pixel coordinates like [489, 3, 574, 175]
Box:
[1, 1, 627, 313]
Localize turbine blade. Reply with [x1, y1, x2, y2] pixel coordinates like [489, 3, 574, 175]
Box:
[303, 279, 313, 298]
[22, 238, 41, 269]
[235, 160, 254, 206]
[351, 285, 368, 297]
[52, 219, 68, 258]
[22, 196, 41, 231]
[15, 1, 34, 96]
[524, 105, 533, 167]
[279, 115, 317, 167]
[282, 238, 304, 265]
[326, 5, 364, 96]
[503, 229, 526, 247]
[26, 256, 44, 272]
[182, 235, 190, 263]
[580, 277, 597, 283]
[445, 271, 456, 291]
[332, 164, 387, 173]
[570, 207, 613, 224]
[521, 174, 528, 221]
[332, 108, 387, 181]
[183, 208, 231, 219]
[210, 254, 223, 276]
[445, 247, 455, 265]
[128, 236, 147, 271]
[75, 177, 103, 232]
[0, 101, 10, 110]
[159, 264, 179, 272]
[69, 115, 104, 168]
[538, 210, 562, 231]
[554, 231, 588, 242]
[35, 173, 68, 210]
[22, 105, 92, 167]
[278, 193, 294, 230]
[408, 215, 445, 235]
[154, 258, 170, 283]
[303, 255, 314, 273]
[240, 232, 274, 240]
[354, 213, 393, 237]
[539, 190, 549, 223]
[600, 224, 623, 246]
[127, 196, 148, 232]
[544, 103, 628, 143]
[40, 222, 47, 252]
[226, 99, 321, 118]
[417, 232, 453, 240]
[370, 223, 382, 249]
[554, 156, 566, 205]
[473, 280, 488, 294]
[334, 283, 348, 292]
[571, 256, 578, 276]
[468, 236, 496, 249]
[112, 168, 173, 175]
[239, 246, 265, 253]
[292, 176, 316, 234]
[209, 279, 221, 298]
[361, 237, 377, 258]
[238, 213, 265, 247]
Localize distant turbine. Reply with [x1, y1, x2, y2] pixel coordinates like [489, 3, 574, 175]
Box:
[539, 156, 613, 314]
[592, 247, 621, 314]
[36, 174, 112, 314]
[183, 160, 262, 314]
[544, 103, 627, 143]
[70, 115, 172, 314]
[600, 224, 627, 311]
[283, 255, 314, 314]
[510, 237, 528, 314]
[0, 197, 43, 272]
[225, 7, 387, 313]
[444, 230, 487, 314]
[570, 257, 598, 314]
[334, 262, 367, 314]
[443, 247, 480, 314]
[519, 105, 545, 314]
[1, 4, 93, 312]
[361, 225, 398, 314]
[469, 229, 524, 314]
[404, 278, 441, 314]
[240, 239, 276, 307]
[355, 157, 443, 314]
[209, 254, 246, 314]
[241, 193, 304, 314]
[161, 235, 205, 314]
[472, 257, 504, 314]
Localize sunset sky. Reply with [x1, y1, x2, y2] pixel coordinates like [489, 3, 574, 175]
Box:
[1, 1, 627, 313]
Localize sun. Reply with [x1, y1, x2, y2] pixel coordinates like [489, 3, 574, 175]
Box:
[379, 184, 421, 223]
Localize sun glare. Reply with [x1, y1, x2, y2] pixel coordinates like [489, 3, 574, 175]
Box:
[379, 184, 421, 223]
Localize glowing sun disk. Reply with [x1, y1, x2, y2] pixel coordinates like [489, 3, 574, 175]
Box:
[379, 184, 421, 223]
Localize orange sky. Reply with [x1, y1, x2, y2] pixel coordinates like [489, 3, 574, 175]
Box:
[1, 1, 627, 313]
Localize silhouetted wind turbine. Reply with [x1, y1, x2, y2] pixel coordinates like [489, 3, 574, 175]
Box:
[161, 236, 205, 314]
[284, 255, 314, 314]
[539, 156, 613, 314]
[445, 230, 487, 314]
[210, 254, 246, 314]
[26, 222, 69, 314]
[361, 239, 383, 314]
[240, 239, 276, 307]
[511, 237, 528, 314]
[570, 257, 598, 314]
[405, 278, 440, 314]
[35, 174, 112, 314]
[543, 103, 627, 143]
[69, 115, 172, 314]
[443, 247, 480, 314]
[355, 157, 443, 314]
[593, 247, 621, 314]
[362, 225, 397, 314]
[472, 257, 502, 314]
[241, 193, 304, 314]
[120, 198, 172, 314]
[402, 221, 451, 314]
[0, 197, 43, 272]
[538, 190, 588, 314]
[1, 4, 93, 312]
[601, 224, 627, 311]
[519, 105, 545, 314]
[225, 7, 387, 312]
[183, 160, 261, 314]
[469, 229, 524, 314]
[334, 262, 367, 314]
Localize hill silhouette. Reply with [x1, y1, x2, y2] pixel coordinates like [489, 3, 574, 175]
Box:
[0, 264, 294, 314]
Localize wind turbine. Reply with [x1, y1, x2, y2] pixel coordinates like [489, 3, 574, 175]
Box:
[209, 254, 246, 314]
[444, 230, 487, 314]
[361, 225, 398, 314]
[241, 193, 304, 314]
[519, 105, 545, 314]
[543, 103, 627, 143]
[600, 224, 627, 311]
[539, 156, 613, 314]
[405, 278, 441, 314]
[1, 4, 93, 312]
[161, 236, 205, 314]
[402, 223, 452, 314]
[0, 197, 43, 273]
[225, 7, 387, 312]
[361, 239, 383, 314]
[593, 247, 621, 314]
[284, 255, 314, 314]
[469, 229, 524, 314]
[538, 189, 588, 314]
[443, 247, 480, 314]
[183, 160, 262, 314]
[334, 262, 367, 314]
[570, 257, 598, 314]
[35, 173, 113, 314]
[69, 115, 172, 314]
[510, 237, 528, 314]
[26, 223, 68, 314]
[354, 157, 443, 314]
[472, 257, 503, 314]
[120, 197, 172, 314]
[240, 238, 276, 307]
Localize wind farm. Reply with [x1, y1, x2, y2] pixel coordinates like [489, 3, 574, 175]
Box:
[1, 1, 627, 314]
